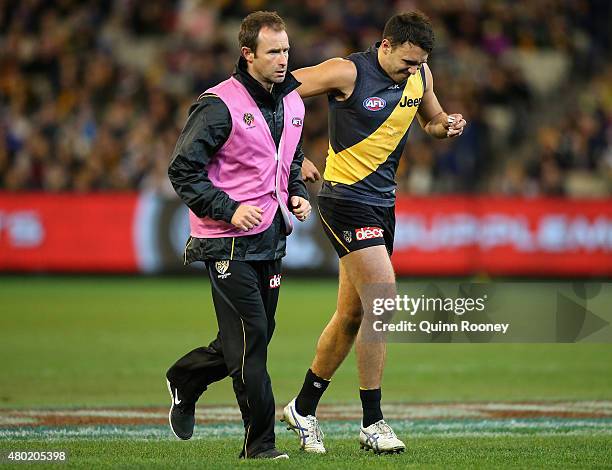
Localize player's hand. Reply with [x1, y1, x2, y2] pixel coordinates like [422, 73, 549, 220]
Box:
[231, 204, 263, 232]
[446, 113, 467, 138]
[301, 158, 321, 182]
[290, 196, 311, 221]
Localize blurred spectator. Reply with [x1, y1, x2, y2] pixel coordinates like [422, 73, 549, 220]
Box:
[0, 0, 610, 197]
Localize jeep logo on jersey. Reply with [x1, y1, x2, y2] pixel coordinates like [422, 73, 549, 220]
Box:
[363, 97, 386, 111]
[243, 112, 254, 126]
[399, 96, 422, 108]
[356, 226, 384, 241]
[292, 117, 303, 127]
[269, 274, 282, 288]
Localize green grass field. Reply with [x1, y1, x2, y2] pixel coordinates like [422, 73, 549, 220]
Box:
[1, 277, 611, 468]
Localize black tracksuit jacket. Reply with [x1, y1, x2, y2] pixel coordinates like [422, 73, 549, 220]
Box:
[168, 57, 309, 262]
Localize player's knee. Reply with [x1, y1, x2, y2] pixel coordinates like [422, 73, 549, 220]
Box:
[337, 306, 363, 335]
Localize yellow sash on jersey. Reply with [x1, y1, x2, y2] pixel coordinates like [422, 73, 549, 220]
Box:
[324, 72, 424, 185]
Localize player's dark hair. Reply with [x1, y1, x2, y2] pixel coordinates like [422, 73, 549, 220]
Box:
[383, 11, 434, 53]
[239, 11, 286, 54]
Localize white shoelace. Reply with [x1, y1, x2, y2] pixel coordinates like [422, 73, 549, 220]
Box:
[305, 416, 324, 443]
[372, 420, 396, 438]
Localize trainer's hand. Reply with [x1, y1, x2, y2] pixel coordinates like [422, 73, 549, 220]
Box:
[301, 158, 321, 182]
[290, 196, 311, 221]
[231, 204, 263, 232]
[446, 113, 467, 138]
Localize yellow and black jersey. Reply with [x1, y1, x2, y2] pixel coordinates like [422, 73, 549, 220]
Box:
[319, 42, 426, 207]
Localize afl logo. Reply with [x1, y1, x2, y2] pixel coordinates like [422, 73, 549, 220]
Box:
[363, 96, 386, 111]
[292, 117, 303, 127]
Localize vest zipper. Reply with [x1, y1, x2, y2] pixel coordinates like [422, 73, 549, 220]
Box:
[271, 103, 292, 234]
[272, 111, 277, 148]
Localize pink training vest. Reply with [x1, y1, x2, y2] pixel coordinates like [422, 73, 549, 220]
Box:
[189, 77, 305, 238]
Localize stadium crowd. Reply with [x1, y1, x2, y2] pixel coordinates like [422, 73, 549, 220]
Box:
[0, 0, 610, 196]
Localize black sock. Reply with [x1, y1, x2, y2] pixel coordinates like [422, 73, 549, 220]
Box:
[295, 369, 330, 416]
[360, 388, 383, 427]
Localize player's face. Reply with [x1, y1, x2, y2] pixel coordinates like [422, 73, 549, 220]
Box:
[245, 27, 289, 89]
[381, 39, 428, 83]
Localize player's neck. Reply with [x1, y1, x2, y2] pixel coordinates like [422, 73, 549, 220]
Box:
[375, 48, 384, 67]
[376, 48, 402, 84]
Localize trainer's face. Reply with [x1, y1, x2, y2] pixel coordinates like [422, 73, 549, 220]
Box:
[243, 27, 289, 90]
[380, 39, 428, 83]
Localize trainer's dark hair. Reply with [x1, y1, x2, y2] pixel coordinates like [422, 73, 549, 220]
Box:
[239, 11, 286, 53]
[383, 11, 434, 54]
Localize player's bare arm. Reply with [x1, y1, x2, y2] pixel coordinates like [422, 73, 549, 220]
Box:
[293, 58, 357, 100]
[295, 58, 357, 182]
[416, 63, 467, 138]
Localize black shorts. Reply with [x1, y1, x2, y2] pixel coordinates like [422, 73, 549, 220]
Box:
[317, 196, 395, 258]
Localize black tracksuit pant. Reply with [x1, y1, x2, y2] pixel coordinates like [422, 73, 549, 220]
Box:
[167, 259, 282, 458]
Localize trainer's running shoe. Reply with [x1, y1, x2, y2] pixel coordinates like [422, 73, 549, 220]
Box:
[166, 379, 195, 440]
[281, 398, 326, 453]
[249, 448, 289, 459]
[359, 420, 405, 454]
